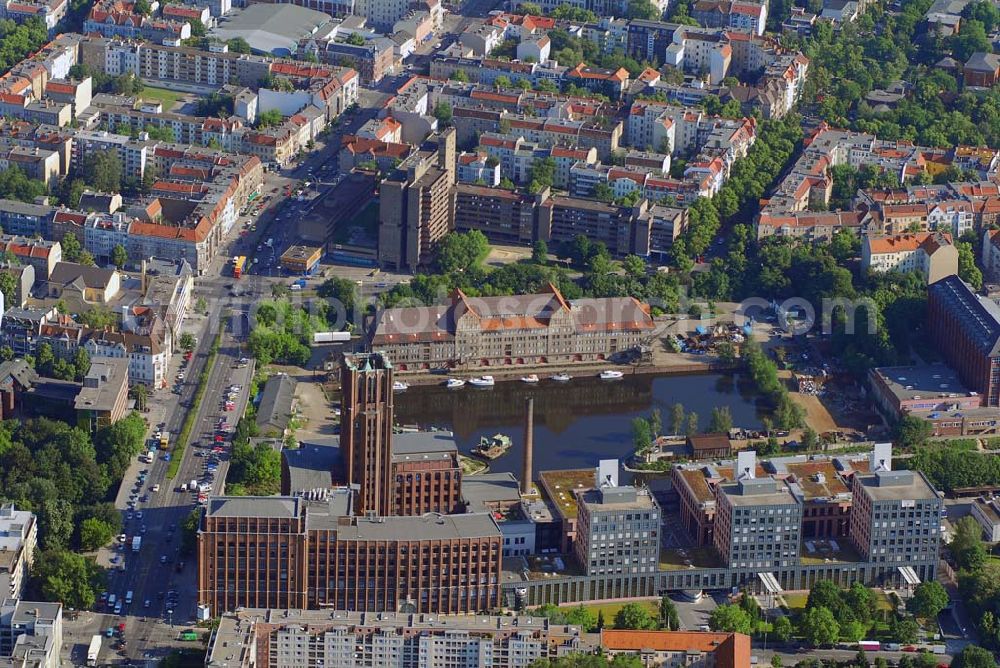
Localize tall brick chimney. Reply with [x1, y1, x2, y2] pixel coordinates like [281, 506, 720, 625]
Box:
[521, 397, 534, 495]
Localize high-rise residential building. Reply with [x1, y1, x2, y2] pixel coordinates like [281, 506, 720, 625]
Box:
[0, 599, 62, 668]
[574, 486, 660, 576]
[341, 352, 395, 515]
[0, 505, 37, 601]
[377, 129, 456, 271]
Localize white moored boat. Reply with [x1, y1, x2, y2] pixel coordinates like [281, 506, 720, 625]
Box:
[599, 370, 624, 380]
[520, 374, 540, 384]
[392, 381, 409, 392]
[445, 378, 466, 389]
[469, 375, 495, 387]
[549, 373, 572, 382]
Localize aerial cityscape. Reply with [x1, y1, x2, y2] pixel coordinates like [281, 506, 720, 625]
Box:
[0, 0, 996, 662]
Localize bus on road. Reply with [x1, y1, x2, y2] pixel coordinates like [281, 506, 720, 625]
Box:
[159, 432, 170, 450]
[233, 256, 246, 279]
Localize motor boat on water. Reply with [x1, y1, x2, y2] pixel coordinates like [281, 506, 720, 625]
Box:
[520, 374, 540, 384]
[445, 378, 466, 389]
[549, 373, 572, 382]
[392, 381, 409, 392]
[599, 370, 624, 380]
[469, 375, 495, 387]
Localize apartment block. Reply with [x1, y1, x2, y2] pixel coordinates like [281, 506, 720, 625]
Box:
[0, 506, 36, 601]
[861, 232, 958, 284]
[453, 184, 538, 245]
[0, 600, 62, 668]
[377, 129, 456, 272]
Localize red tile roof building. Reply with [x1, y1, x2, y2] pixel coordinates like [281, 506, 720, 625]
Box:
[369, 283, 654, 371]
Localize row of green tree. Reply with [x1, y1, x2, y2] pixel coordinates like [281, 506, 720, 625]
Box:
[249, 299, 325, 366]
[671, 115, 804, 266]
[742, 339, 805, 429]
[0, 414, 147, 608]
[0, 18, 47, 73]
[708, 579, 950, 648]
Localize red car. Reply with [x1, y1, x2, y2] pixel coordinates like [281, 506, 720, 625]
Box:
[183, 351, 193, 361]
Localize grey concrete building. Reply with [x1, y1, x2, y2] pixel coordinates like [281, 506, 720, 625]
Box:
[713, 473, 803, 570]
[574, 486, 660, 577]
[0, 600, 62, 668]
[848, 469, 943, 567]
[206, 610, 594, 668]
[0, 506, 36, 601]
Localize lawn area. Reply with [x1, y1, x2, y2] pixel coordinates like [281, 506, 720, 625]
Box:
[139, 86, 187, 110]
[782, 591, 809, 610]
[564, 600, 659, 622]
[874, 590, 896, 614]
[659, 546, 722, 571]
[781, 589, 895, 614]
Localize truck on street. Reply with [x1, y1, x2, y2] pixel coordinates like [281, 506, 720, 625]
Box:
[87, 635, 101, 666]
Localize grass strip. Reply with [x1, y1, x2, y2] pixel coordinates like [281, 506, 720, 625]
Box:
[167, 328, 222, 479]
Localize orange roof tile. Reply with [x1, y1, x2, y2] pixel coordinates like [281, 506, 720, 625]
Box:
[601, 630, 744, 653]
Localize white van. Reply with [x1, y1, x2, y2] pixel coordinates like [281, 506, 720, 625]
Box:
[125, 591, 133, 605]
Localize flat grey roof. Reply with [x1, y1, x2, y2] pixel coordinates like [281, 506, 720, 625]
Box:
[283, 441, 339, 494]
[207, 496, 300, 518]
[719, 479, 801, 507]
[872, 363, 973, 402]
[462, 472, 521, 511]
[392, 431, 458, 462]
[210, 4, 332, 56]
[856, 470, 940, 502]
[303, 490, 352, 523]
[580, 486, 656, 511]
[336, 512, 501, 542]
[74, 358, 128, 412]
[9, 600, 61, 625]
